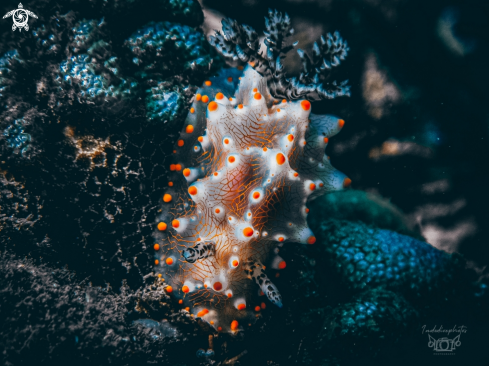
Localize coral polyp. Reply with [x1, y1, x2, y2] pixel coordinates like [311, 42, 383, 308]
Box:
[154, 65, 349, 332]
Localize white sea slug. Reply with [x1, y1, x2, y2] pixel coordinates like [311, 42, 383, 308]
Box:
[153, 65, 350, 333]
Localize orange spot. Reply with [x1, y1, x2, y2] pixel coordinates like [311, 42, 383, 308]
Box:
[182, 285, 189, 293]
[278, 261, 286, 269]
[172, 219, 180, 228]
[301, 100, 311, 110]
[216, 92, 224, 100]
[303, 141, 307, 146]
[253, 88, 257, 92]
[213, 282, 222, 291]
[166, 257, 173, 265]
[163, 194, 172, 203]
[305, 208, 310, 213]
[237, 304, 246, 311]
[343, 177, 352, 188]
[253, 192, 260, 199]
[282, 99, 287, 103]
[229, 97, 233, 101]
[278, 237, 284, 242]
[168, 182, 173, 187]
[243, 227, 254, 237]
[158, 273, 162, 278]
[185, 307, 190, 311]
[190, 107, 195, 114]
[208, 101, 218, 111]
[261, 302, 266, 309]
[324, 137, 329, 144]
[307, 236, 316, 244]
[155, 259, 159, 265]
[228, 156, 235, 163]
[228, 217, 232, 221]
[259, 291, 264, 296]
[227, 293, 232, 298]
[232, 260, 239, 267]
[179, 299, 183, 304]
[277, 108, 281, 112]
[255, 306, 261, 312]
[198, 136, 204, 142]
[293, 172, 299, 177]
[186, 125, 194, 133]
[238, 104, 243, 109]
[276, 153, 286, 165]
[230, 320, 239, 331]
[196, 94, 201, 101]
[215, 208, 220, 214]
[157, 222, 167, 231]
[248, 213, 251, 217]
[166, 286, 173, 293]
[227, 77, 233, 82]
[175, 164, 182, 171]
[224, 138, 229, 144]
[183, 168, 191, 177]
[188, 186, 198, 195]
[170, 164, 176, 171]
[213, 172, 218, 176]
[287, 134, 294, 142]
[210, 321, 214, 325]
[197, 309, 209, 317]
[319, 183, 324, 187]
[202, 95, 209, 103]
[154, 244, 160, 251]
[204, 284, 208, 288]
[217, 326, 222, 331]
[263, 147, 268, 152]
[338, 119, 345, 128]
[254, 93, 262, 100]
[205, 80, 212, 86]
[310, 183, 316, 191]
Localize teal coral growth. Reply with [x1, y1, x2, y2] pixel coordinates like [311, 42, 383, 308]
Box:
[146, 83, 185, 125]
[3, 118, 31, 155]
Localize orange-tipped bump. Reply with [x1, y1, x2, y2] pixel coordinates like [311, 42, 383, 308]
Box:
[287, 134, 294, 142]
[338, 119, 345, 128]
[166, 257, 173, 265]
[307, 236, 316, 244]
[343, 177, 352, 188]
[154, 244, 160, 251]
[278, 261, 286, 269]
[232, 260, 239, 267]
[255, 306, 261, 312]
[253, 192, 260, 199]
[208, 101, 218, 111]
[183, 168, 191, 177]
[205, 80, 212, 86]
[163, 194, 172, 203]
[166, 286, 173, 293]
[197, 309, 209, 317]
[188, 186, 198, 195]
[230, 320, 239, 331]
[237, 304, 246, 311]
[228, 156, 235, 163]
[216, 92, 224, 100]
[254, 93, 262, 100]
[182, 285, 189, 293]
[202, 95, 209, 103]
[172, 219, 180, 228]
[196, 94, 202, 101]
[213, 282, 222, 291]
[186, 125, 194, 133]
[310, 183, 316, 191]
[276, 153, 286, 165]
[301, 100, 311, 110]
[177, 139, 184, 147]
[243, 227, 254, 237]
[157, 222, 167, 231]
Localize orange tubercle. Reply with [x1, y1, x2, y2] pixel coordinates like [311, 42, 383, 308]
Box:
[157, 222, 167, 231]
[205, 80, 212, 86]
[202, 95, 209, 103]
[343, 177, 352, 188]
[166, 286, 173, 293]
[254, 93, 262, 100]
[287, 134, 294, 142]
[232, 260, 239, 267]
[253, 88, 257, 92]
[182, 285, 189, 293]
[338, 119, 345, 128]
[215, 208, 220, 214]
[168, 181, 173, 187]
[155, 259, 159, 265]
[324, 137, 329, 144]
[183, 168, 191, 177]
[238, 104, 243, 109]
[217, 326, 222, 331]
[195, 94, 201, 101]
[186, 125, 194, 133]
[175, 164, 182, 171]
[227, 77, 233, 82]
[282, 99, 287, 103]
[179, 299, 183, 304]
[216, 92, 224, 100]
[198, 136, 204, 142]
[163, 194, 172, 203]
[278, 261, 286, 269]
[310, 183, 316, 191]
[228, 156, 235, 163]
[230, 320, 239, 331]
[172, 219, 180, 228]
[255, 306, 261, 312]
[301, 100, 311, 110]
[208, 101, 218, 111]
[197, 309, 209, 317]
[294, 172, 299, 177]
[169, 164, 176, 171]
[224, 138, 229, 144]
[237, 304, 246, 311]
[261, 302, 266, 309]
[213, 282, 222, 291]
[278, 237, 284, 242]
[154, 244, 160, 251]
[253, 192, 260, 199]
[188, 186, 198, 195]
[276, 153, 286, 165]
[166, 257, 173, 265]
[307, 236, 316, 244]
[243, 227, 254, 237]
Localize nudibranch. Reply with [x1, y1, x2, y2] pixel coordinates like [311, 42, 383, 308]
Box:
[153, 65, 350, 332]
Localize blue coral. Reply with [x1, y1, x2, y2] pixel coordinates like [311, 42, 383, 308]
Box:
[146, 83, 185, 125]
[3, 118, 31, 155]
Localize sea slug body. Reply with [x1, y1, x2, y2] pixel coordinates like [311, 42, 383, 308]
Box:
[154, 65, 350, 332]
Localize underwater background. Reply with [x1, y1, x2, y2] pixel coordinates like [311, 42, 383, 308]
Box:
[0, 0, 488, 365]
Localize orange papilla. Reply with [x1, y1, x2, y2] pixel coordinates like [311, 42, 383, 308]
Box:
[182, 285, 189, 293]
[243, 227, 254, 237]
[217, 326, 222, 331]
[338, 119, 345, 128]
[253, 192, 260, 199]
[197, 309, 209, 317]
[293, 172, 299, 177]
[157, 222, 167, 231]
[310, 183, 316, 191]
[154, 244, 160, 251]
[163, 194, 172, 202]
[215, 208, 220, 214]
[224, 138, 229, 144]
[277, 108, 281, 112]
[227, 293, 232, 298]
[254, 93, 262, 100]
[324, 137, 329, 144]
[155, 259, 159, 265]
[188, 186, 198, 195]
[172, 219, 180, 228]
[179, 299, 183, 304]
[186, 125, 194, 133]
[307, 236, 317, 244]
[166, 286, 173, 293]
[198, 136, 204, 142]
[232, 260, 239, 267]
[278, 237, 284, 242]
[238, 104, 243, 109]
[170, 164, 176, 171]
[261, 302, 266, 309]
[213, 282, 222, 291]
[276, 153, 286, 165]
[319, 183, 324, 187]
[196, 94, 202, 101]
[202, 95, 209, 103]
[213, 172, 218, 176]
[287, 134, 294, 141]
[253, 88, 257, 92]
[227, 77, 233, 82]
[216, 92, 224, 100]
[208, 101, 218, 111]
[228, 156, 235, 163]
[205, 80, 212, 86]
[168, 181, 173, 187]
[305, 208, 310, 213]
[166, 257, 173, 265]
[255, 306, 261, 312]
[185, 307, 190, 311]
[237, 304, 246, 311]
[190, 107, 195, 114]
[282, 99, 287, 103]
[278, 261, 286, 269]
[230, 320, 239, 331]
[263, 147, 267, 151]
[183, 168, 191, 177]
[175, 164, 182, 171]
[343, 177, 352, 188]
[301, 100, 311, 110]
